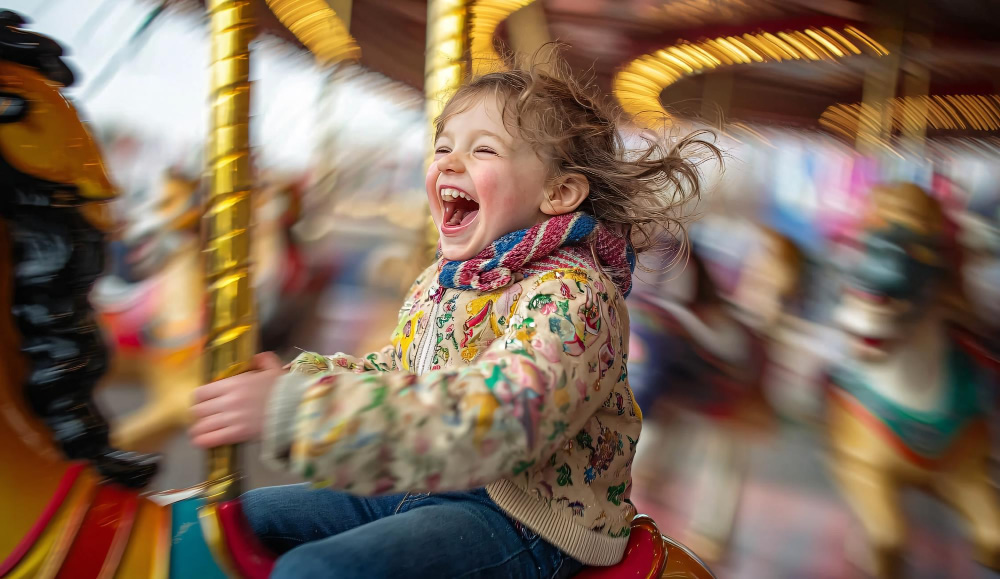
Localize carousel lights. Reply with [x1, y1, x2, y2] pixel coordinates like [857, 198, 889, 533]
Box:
[844, 25, 889, 56]
[264, 0, 360, 66]
[820, 94, 1000, 141]
[612, 26, 889, 124]
[470, 0, 536, 71]
[614, 25, 888, 126]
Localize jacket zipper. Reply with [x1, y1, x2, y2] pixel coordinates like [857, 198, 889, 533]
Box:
[413, 283, 440, 376]
[398, 285, 442, 503]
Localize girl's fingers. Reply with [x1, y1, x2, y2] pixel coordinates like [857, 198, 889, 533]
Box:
[190, 394, 230, 419]
[191, 424, 249, 449]
[192, 378, 236, 404]
[254, 351, 283, 371]
[188, 411, 235, 438]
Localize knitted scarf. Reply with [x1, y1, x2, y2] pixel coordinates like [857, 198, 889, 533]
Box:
[437, 212, 636, 297]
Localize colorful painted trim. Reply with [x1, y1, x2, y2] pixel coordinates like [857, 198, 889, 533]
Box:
[829, 341, 988, 464]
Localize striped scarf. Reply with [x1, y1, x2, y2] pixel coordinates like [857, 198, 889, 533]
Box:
[437, 212, 636, 297]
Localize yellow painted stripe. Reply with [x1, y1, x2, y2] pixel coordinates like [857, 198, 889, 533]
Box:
[9, 470, 96, 579]
[198, 504, 238, 577]
[113, 500, 167, 579]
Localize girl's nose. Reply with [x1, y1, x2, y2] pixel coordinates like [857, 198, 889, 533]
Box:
[437, 151, 465, 174]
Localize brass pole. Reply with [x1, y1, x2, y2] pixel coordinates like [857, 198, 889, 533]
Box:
[899, 0, 931, 157]
[506, 1, 551, 67]
[424, 0, 470, 261]
[203, 0, 256, 504]
[425, 0, 470, 146]
[701, 71, 734, 129]
[856, 0, 906, 154]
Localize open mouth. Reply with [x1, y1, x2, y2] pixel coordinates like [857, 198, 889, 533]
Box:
[439, 186, 480, 232]
[857, 335, 887, 349]
[845, 286, 890, 305]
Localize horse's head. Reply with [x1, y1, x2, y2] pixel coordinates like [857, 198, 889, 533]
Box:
[0, 10, 115, 217]
[731, 226, 804, 334]
[0, 11, 155, 488]
[835, 182, 949, 360]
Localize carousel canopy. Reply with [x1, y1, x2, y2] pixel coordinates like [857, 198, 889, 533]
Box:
[23, 0, 1000, 144]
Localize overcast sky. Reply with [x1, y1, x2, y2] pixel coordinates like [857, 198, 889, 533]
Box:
[5, 0, 398, 172]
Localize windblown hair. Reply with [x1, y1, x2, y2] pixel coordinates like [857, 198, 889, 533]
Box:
[434, 50, 721, 257]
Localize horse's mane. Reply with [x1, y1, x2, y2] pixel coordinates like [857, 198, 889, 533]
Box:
[0, 10, 74, 86]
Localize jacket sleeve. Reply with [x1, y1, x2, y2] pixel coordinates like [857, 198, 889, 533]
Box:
[260, 272, 429, 468]
[276, 271, 625, 494]
[260, 345, 395, 470]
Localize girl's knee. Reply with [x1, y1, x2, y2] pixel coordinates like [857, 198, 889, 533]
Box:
[241, 484, 309, 537]
[272, 549, 329, 579]
[273, 544, 366, 579]
[241, 487, 280, 536]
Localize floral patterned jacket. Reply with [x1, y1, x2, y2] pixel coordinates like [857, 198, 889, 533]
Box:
[262, 247, 641, 565]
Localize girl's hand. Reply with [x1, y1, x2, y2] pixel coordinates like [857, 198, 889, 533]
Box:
[189, 352, 285, 448]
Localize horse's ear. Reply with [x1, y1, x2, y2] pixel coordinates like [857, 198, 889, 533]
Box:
[0, 93, 27, 123]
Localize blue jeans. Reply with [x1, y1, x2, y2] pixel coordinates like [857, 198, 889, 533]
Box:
[243, 484, 585, 579]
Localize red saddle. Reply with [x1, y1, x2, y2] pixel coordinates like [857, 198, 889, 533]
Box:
[576, 515, 716, 579]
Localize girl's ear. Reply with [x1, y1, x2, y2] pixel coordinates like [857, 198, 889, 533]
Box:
[541, 173, 589, 216]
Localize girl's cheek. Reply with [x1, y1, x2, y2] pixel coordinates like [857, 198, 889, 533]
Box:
[425, 164, 440, 202]
[472, 167, 498, 205]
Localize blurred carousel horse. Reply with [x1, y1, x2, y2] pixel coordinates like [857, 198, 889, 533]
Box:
[0, 11, 158, 486]
[628, 250, 770, 562]
[730, 226, 843, 424]
[92, 173, 311, 451]
[828, 183, 1000, 578]
[92, 171, 206, 451]
[0, 16, 279, 577]
[955, 200, 1000, 356]
[954, 202, 1000, 482]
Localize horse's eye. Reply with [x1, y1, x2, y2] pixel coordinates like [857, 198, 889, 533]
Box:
[0, 93, 28, 123]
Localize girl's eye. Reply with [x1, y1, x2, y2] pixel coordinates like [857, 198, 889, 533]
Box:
[475, 147, 497, 155]
[435, 147, 451, 155]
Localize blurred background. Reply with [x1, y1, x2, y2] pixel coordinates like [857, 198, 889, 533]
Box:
[6, 0, 1000, 576]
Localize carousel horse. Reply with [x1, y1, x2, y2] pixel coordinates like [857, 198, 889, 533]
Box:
[955, 200, 1000, 358]
[628, 249, 769, 562]
[93, 170, 205, 451]
[955, 202, 1000, 476]
[0, 10, 157, 488]
[0, 12, 279, 577]
[252, 175, 312, 352]
[93, 171, 310, 451]
[731, 226, 841, 424]
[0, 12, 713, 578]
[827, 182, 1000, 578]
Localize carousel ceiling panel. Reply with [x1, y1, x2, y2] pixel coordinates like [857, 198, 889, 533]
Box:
[164, 0, 1000, 127]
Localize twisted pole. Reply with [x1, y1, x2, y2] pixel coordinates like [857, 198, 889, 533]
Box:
[202, 0, 256, 504]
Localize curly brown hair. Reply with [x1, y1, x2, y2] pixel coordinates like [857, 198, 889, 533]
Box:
[434, 51, 721, 257]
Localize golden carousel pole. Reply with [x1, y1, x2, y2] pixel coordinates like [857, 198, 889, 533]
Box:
[856, 0, 906, 155]
[196, 0, 358, 572]
[199, 2, 256, 567]
[203, 0, 256, 502]
[197, 0, 360, 506]
[424, 0, 470, 261]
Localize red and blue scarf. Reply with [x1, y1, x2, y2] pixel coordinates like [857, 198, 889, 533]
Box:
[437, 212, 636, 297]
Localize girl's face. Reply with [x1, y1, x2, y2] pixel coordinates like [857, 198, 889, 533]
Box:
[426, 95, 550, 261]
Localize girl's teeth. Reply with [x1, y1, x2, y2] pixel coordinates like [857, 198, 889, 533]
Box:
[440, 188, 474, 202]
